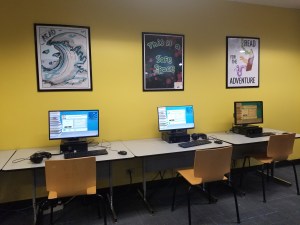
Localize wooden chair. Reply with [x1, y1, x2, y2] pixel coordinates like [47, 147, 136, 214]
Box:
[38, 157, 107, 225]
[171, 146, 240, 225]
[241, 133, 300, 202]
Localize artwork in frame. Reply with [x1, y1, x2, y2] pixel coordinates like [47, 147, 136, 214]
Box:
[142, 32, 184, 91]
[226, 36, 260, 88]
[34, 24, 92, 91]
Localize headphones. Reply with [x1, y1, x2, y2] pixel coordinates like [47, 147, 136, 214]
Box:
[30, 152, 52, 164]
[191, 133, 207, 141]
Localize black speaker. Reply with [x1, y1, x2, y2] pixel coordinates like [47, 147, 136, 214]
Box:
[191, 133, 207, 140]
[30, 152, 52, 164]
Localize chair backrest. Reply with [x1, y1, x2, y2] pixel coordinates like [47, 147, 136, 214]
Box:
[45, 157, 96, 198]
[267, 133, 296, 161]
[193, 146, 233, 183]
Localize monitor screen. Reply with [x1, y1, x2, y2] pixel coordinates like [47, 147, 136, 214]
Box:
[234, 101, 263, 125]
[49, 110, 99, 140]
[157, 105, 195, 131]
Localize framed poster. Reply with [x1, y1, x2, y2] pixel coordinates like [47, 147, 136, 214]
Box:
[34, 24, 92, 91]
[142, 32, 184, 91]
[226, 36, 260, 88]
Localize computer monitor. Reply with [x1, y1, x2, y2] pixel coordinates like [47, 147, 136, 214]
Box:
[234, 101, 263, 126]
[49, 109, 99, 141]
[157, 105, 195, 132]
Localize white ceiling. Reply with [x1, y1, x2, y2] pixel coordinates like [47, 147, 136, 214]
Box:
[227, 0, 300, 9]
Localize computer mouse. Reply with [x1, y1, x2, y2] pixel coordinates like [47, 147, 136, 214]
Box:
[118, 150, 127, 155]
[214, 140, 223, 144]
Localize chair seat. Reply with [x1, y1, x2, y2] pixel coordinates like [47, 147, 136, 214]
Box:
[178, 168, 228, 186]
[251, 154, 274, 164]
[48, 185, 97, 199]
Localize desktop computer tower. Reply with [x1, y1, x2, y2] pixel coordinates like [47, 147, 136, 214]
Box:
[60, 140, 88, 153]
[161, 132, 190, 143]
[232, 125, 262, 136]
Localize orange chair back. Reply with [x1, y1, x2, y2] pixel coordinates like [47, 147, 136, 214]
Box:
[45, 157, 96, 198]
[193, 146, 232, 183]
[267, 133, 296, 161]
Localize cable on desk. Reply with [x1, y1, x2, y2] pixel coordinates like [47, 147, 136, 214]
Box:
[99, 139, 111, 148]
[12, 157, 29, 163]
[207, 135, 217, 140]
[87, 138, 99, 147]
[98, 139, 122, 152]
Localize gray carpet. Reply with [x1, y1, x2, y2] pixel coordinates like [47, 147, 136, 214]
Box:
[1, 165, 300, 225]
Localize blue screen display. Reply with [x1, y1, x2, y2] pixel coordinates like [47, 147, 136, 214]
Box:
[157, 105, 195, 131]
[49, 110, 99, 140]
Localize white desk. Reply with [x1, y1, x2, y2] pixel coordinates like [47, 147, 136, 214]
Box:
[209, 128, 300, 185]
[123, 138, 231, 213]
[208, 128, 300, 159]
[0, 150, 16, 170]
[209, 128, 300, 145]
[3, 142, 134, 223]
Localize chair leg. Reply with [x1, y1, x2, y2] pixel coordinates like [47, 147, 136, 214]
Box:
[261, 164, 266, 203]
[271, 162, 275, 178]
[187, 186, 192, 225]
[47, 198, 58, 225]
[206, 183, 213, 204]
[36, 200, 48, 225]
[50, 204, 54, 225]
[266, 164, 270, 181]
[228, 181, 241, 223]
[96, 194, 107, 225]
[171, 173, 180, 211]
[291, 161, 300, 195]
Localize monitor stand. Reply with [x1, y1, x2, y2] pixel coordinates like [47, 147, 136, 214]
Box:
[161, 129, 190, 143]
[60, 138, 88, 153]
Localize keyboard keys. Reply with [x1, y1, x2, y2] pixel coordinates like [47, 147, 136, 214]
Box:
[178, 139, 212, 148]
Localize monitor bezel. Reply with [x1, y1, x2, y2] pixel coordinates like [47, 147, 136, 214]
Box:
[234, 101, 263, 126]
[48, 109, 99, 140]
[157, 105, 195, 132]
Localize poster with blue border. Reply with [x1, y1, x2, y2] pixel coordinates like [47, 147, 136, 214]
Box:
[226, 36, 259, 88]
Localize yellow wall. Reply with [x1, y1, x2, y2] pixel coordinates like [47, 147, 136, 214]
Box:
[1, 0, 300, 202]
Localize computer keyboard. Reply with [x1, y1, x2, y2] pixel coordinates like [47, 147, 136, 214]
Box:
[178, 139, 212, 148]
[246, 132, 275, 138]
[64, 149, 108, 159]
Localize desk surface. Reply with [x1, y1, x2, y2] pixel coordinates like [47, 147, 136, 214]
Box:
[0, 150, 16, 170]
[3, 141, 134, 171]
[122, 138, 231, 157]
[209, 128, 300, 145]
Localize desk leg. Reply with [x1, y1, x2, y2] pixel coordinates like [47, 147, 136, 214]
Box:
[32, 169, 37, 224]
[137, 158, 154, 214]
[107, 161, 117, 222]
